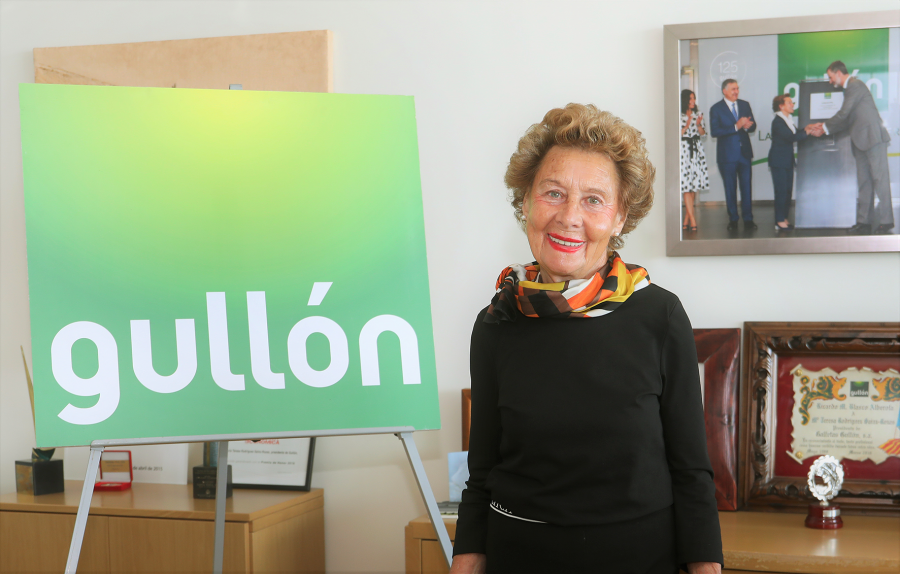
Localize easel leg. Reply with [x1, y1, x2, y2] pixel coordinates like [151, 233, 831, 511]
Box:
[65, 445, 103, 574]
[397, 432, 453, 568]
[212, 441, 229, 574]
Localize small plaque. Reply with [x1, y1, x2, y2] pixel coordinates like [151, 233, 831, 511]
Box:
[193, 465, 233, 499]
[95, 450, 132, 491]
[101, 459, 131, 473]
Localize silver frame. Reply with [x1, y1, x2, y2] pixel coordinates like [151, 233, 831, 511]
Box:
[664, 11, 900, 256]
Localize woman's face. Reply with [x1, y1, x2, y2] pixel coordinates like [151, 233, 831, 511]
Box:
[688, 93, 696, 110]
[521, 146, 625, 283]
[779, 97, 795, 115]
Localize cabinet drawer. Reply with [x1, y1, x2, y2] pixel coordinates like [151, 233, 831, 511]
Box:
[108, 516, 248, 573]
[0, 510, 109, 573]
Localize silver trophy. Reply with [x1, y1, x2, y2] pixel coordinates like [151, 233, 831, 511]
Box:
[805, 455, 844, 529]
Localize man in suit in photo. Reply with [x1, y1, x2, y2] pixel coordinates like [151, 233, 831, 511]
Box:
[710, 79, 757, 231]
[808, 61, 893, 235]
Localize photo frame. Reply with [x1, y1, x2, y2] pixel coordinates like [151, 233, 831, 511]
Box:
[740, 322, 900, 515]
[227, 437, 316, 491]
[664, 11, 900, 256]
[694, 329, 741, 511]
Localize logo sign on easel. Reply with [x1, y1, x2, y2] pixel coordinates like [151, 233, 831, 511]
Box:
[20, 84, 440, 447]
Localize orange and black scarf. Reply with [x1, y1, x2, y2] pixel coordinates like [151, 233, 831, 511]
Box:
[484, 252, 650, 323]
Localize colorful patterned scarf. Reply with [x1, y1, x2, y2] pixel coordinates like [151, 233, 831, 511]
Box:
[484, 252, 650, 323]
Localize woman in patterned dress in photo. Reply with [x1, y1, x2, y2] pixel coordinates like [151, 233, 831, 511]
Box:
[680, 89, 709, 232]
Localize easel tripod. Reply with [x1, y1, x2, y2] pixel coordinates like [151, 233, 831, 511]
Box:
[64, 427, 452, 573]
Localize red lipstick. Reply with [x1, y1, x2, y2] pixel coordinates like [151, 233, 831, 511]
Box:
[547, 233, 584, 253]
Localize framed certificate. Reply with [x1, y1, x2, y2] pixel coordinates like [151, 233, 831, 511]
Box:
[740, 322, 900, 515]
[227, 437, 316, 491]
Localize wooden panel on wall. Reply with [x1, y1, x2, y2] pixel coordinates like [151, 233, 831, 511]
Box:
[107, 516, 248, 573]
[251, 506, 325, 573]
[34, 30, 332, 92]
[0, 511, 109, 573]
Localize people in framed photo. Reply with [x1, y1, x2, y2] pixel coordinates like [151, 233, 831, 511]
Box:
[665, 12, 900, 256]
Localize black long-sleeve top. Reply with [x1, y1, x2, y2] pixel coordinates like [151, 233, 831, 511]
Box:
[454, 283, 723, 566]
[768, 114, 808, 169]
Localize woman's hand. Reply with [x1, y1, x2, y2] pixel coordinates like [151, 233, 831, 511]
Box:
[696, 113, 705, 135]
[449, 553, 487, 574]
[682, 111, 692, 134]
[686, 562, 721, 574]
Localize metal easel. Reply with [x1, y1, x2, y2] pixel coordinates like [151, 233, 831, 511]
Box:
[64, 427, 452, 573]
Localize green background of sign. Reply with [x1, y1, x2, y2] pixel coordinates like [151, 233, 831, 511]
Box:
[20, 84, 440, 447]
[778, 29, 890, 113]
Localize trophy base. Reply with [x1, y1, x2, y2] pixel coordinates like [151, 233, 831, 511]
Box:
[805, 503, 842, 529]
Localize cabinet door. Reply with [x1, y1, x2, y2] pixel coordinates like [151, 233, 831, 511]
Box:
[108, 517, 248, 573]
[421, 541, 449, 574]
[0, 511, 109, 573]
[251, 505, 325, 573]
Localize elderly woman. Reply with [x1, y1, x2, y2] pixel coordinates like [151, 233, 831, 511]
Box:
[768, 94, 808, 231]
[450, 104, 722, 574]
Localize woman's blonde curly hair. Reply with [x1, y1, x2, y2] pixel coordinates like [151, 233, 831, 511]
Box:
[505, 104, 655, 251]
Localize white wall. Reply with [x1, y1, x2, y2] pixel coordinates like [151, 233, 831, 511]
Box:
[2, 1, 898, 572]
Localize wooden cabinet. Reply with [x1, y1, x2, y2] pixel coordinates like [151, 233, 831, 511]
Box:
[0, 509, 110, 572]
[0, 480, 324, 573]
[405, 515, 457, 574]
[405, 512, 900, 574]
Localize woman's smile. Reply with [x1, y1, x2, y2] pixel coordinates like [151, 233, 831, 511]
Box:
[547, 233, 585, 252]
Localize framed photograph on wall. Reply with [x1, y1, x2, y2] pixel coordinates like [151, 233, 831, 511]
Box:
[740, 322, 900, 515]
[664, 11, 900, 256]
[694, 329, 741, 511]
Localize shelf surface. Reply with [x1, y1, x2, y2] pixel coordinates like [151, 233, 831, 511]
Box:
[0, 480, 323, 522]
[407, 511, 900, 574]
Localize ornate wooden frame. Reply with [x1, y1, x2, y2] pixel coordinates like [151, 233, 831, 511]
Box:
[695, 329, 741, 511]
[740, 322, 900, 515]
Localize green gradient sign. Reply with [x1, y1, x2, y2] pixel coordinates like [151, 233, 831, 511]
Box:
[778, 29, 890, 113]
[20, 84, 440, 447]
